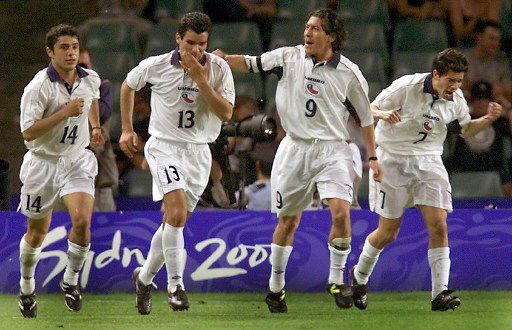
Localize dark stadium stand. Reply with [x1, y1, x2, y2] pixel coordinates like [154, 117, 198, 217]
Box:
[338, 0, 390, 27]
[208, 21, 263, 55]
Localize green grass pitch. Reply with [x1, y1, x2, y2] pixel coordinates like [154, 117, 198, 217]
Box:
[2, 291, 511, 329]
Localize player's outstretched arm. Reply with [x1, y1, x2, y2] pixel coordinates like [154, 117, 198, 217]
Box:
[460, 102, 502, 138]
[213, 49, 250, 73]
[119, 80, 139, 158]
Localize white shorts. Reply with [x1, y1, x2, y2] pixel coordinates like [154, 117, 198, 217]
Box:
[144, 136, 211, 212]
[271, 136, 355, 216]
[19, 149, 97, 219]
[369, 148, 452, 219]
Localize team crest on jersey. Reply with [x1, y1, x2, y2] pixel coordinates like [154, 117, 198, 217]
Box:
[305, 82, 319, 96]
[181, 92, 195, 104]
[423, 120, 434, 131]
[178, 86, 198, 104]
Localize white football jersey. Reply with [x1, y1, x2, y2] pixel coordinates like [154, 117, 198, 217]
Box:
[246, 45, 373, 140]
[20, 64, 101, 157]
[373, 73, 471, 156]
[126, 50, 235, 143]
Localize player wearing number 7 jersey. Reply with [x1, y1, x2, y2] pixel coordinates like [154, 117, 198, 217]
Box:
[351, 48, 502, 312]
[18, 24, 104, 318]
[214, 8, 382, 312]
[119, 12, 234, 314]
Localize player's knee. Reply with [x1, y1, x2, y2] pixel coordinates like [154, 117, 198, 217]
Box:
[278, 216, 300, 233]
[428, 220, 447, 239]
[380, 227, 399, 245]
[25, 230, 48, 247]
[165, 208, 188, 226]
[331, 208, 350, 224]
[71, 214, 91, 237]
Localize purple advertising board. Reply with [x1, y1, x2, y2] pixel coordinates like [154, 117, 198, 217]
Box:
[0, 209, 511, 293]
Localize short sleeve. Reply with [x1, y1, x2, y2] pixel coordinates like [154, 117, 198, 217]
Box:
[125, 58, 152, 91]
[455, 94, 471, 127]
[20, 87, 47, 133]
[372, 78, 406, 113]
[217, 60, 236, 106]
[346, 76, 373, 127]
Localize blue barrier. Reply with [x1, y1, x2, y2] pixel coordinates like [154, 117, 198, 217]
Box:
[9, 194, 512, 211]
[1, 209, 511, 293]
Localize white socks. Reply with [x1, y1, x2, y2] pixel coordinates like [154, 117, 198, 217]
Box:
[139, 225, 165, 286]
[63, 240, 90, 286]
[428, 247, 450, 299]
[354, 238, 382, 285]
[328, 242, 351, 285]
[162, 223, 185, 293]
[19, 237, 42, 294]
[268, 243, 293, 293]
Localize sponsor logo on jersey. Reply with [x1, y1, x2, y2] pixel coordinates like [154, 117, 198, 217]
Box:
[422, 114, 440, 121]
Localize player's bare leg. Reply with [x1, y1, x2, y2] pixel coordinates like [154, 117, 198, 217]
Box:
[326, 198, 353, 309]
[60, 192, 94, 312]
[162, 190, 190, 311]
[419, 205, 460, 311]
[266, 214, 300, 313]
[19, 213, 52, 318]
[352, 216, 401, 309]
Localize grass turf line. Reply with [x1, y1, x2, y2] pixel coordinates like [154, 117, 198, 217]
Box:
[2, 291, 511, 329]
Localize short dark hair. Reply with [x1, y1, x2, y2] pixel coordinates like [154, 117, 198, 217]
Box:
[309, 8, 346, 52]
[45, 24, 79, 51]
[177, 12, 212, 37]
[474, 19, 502, 34]
[432, 48, 468, 75]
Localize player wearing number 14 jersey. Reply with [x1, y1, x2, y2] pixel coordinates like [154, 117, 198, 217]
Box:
[119, 12, 234, 315]
[351, 48, 502, 311]
[214, 8, 382, 312]
[18, 24, 104, 318]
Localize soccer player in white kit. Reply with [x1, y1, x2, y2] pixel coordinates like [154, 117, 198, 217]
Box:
[350, 49, 502, 311]
[214, 8, 382, 312]
[17, 24, 104, 318]
[119, 12, 234, 314]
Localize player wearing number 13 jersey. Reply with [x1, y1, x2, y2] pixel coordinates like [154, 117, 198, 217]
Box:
[352, 49, 502, 312]
[119, 12, 234, 314]
[215, 8, 382, 312]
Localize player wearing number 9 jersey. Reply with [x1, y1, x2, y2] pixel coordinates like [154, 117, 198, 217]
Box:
[119, 12, 234, 314]
[214, 8, 382, 312]
[352, 48, 502, 312]
[17, 24, 104, 318]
